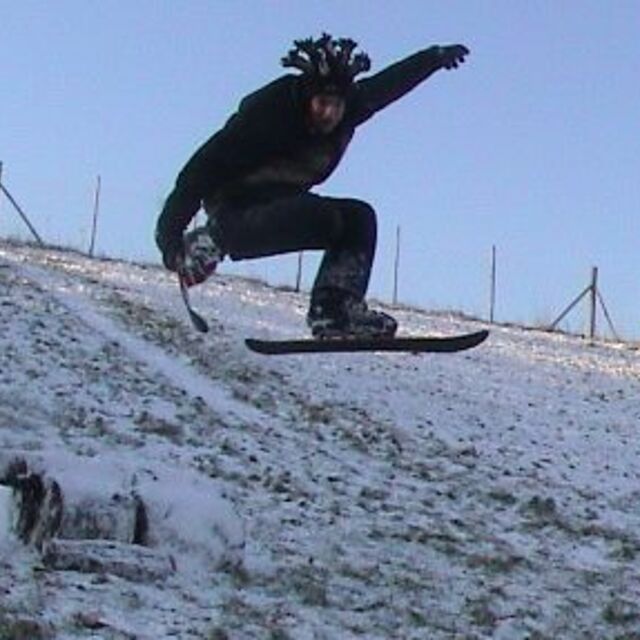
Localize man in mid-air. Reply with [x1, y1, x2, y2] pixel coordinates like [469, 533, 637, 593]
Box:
[156, 34, 469, 339]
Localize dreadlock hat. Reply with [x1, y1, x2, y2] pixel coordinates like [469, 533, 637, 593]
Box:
[281, 33, 371, 96]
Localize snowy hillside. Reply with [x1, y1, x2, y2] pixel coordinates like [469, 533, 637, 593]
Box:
[2, 240, 640, 640]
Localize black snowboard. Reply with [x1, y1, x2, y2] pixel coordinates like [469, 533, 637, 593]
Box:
[245, 329, 489, 355]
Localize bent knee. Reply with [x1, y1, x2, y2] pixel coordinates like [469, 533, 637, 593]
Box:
[340, 198, 375, 218]
[321, 199, 376, 252]
[339, 199, 376, 240]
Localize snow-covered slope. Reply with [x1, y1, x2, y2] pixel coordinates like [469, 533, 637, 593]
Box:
[1, 240, 640, 639]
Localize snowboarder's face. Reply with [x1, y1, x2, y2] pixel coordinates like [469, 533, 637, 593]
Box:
[307, 93, 346, 134]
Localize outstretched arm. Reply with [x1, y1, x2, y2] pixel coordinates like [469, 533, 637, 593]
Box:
[349, 45, 469, 125]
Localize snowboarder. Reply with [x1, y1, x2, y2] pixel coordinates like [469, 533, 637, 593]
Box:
[155, 34, 469, 339]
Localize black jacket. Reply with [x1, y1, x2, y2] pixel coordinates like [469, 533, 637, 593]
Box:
[156, 46, 448, 260]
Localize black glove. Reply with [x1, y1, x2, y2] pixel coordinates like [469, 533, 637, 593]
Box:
[155, 226, 183, 272]
[437, 44, 469, 70]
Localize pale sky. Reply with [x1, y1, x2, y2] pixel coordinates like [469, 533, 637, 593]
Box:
[2, 1, 639, 337]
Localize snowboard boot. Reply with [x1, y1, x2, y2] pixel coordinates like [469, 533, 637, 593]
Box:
[179, 225, 224, 287]
[307, 290, 398, 339]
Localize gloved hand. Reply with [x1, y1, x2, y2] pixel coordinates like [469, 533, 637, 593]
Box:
[437, 44, 469, 70]
[177, 226, 221, 287]
[155, 227, 183, 272]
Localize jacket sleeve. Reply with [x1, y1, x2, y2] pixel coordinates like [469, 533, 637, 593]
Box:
[155, 77, 300, 260]
[348, 46, 447, 126]
[156, 116, 250, 255]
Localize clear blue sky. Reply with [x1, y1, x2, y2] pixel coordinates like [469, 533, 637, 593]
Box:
[2, 1, 639, 337]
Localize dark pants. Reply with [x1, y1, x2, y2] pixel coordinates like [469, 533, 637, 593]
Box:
[206, 193, 377, 301]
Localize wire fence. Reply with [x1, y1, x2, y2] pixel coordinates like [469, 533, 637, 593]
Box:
[0, 161, 626, 344]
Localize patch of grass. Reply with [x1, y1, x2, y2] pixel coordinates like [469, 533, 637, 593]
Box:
[133, 411, 184, 444]
[467, 552, 528, 574]
[0, 614, 54, 640]
[603, 598, 640, 625]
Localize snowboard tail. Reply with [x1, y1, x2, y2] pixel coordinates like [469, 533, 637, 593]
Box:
[245, 329, 489, 355]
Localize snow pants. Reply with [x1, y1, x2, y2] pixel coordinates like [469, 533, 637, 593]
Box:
[206, 193, 377, 301]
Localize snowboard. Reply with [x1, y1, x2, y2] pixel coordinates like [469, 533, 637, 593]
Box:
[245, 329, 489, 355]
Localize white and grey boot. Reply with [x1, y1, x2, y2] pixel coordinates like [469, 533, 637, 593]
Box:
[307, 290, 397, 339]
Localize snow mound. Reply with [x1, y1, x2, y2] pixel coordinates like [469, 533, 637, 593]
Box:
[0, 449, 244, 574]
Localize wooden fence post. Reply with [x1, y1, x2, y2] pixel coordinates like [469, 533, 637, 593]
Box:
[589, 266, 598, 339]
[0, 165, 45, 246]
[549, 265, 621, 341]
[489, 245, 497, 323]
[392, 225, 400, 305]
[88, 175, 101, 257]
[295, 252, 303, 292]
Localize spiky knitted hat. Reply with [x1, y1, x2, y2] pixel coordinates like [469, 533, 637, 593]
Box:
[281, 33, 371, 94]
